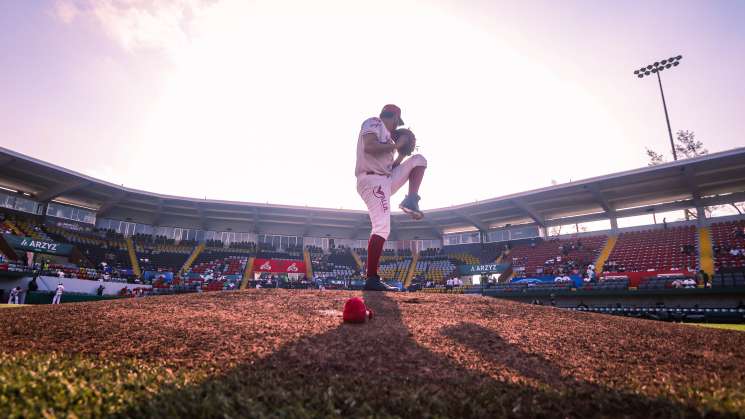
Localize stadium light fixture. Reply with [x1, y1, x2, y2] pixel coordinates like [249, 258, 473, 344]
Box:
[634, 55, 683, 160]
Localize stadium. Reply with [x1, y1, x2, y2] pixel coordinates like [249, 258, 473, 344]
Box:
[1, 143, 745, 417]
[3, 1, 745, 418]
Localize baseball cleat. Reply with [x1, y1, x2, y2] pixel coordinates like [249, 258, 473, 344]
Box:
[364, 275, 398, 291]
[399, 194, 424, 220]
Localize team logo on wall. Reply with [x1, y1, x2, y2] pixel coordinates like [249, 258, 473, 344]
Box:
[287, 263, 299, 272]
[260, 261, 272, 271]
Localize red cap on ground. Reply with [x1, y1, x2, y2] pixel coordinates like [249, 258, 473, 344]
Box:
[343, 297, 373, 323]
[380, 104, 404, 126]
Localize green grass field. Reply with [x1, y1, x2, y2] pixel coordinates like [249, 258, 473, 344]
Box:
[689, 323, 745, 332]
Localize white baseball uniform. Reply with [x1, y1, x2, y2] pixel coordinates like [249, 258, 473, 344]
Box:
[355, 117, 427, 240]
[8, 288, 19, 304]
[52, 284, 64, 304]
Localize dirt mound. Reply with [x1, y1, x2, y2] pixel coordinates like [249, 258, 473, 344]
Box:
[1, 290, 744, 417]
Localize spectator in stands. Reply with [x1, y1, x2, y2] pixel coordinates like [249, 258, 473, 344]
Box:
[561, 274, 572, 283]
[695, 270, 709, 288]
[663, 218, 668, 230]
[734, 227, 745, 239]
[683, 277, 696, 288]
[681, 244, 695, 256]
[713, 244, 722, 256]
[586, 265, 595, 282]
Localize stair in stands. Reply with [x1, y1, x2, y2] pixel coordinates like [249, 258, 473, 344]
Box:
[494, 248, 508, 264]
[240, 256, 256, 290]
[180, 243, 205, 276]
[350, 248, 364, 270]
[498, 265, 513, 283]
[125, 237, 142, 278]
[594, 235, 617, 276]
[0, 234, 19, 261]
[403, 251, 420, 289]
[303, 248, 313, 279]
[698, 226, 714, 277]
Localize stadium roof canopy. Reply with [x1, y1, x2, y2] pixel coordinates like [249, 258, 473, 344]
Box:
[1, 146, 745, 240]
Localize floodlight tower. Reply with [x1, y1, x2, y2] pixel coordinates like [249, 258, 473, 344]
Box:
[634, 55, 683, 161]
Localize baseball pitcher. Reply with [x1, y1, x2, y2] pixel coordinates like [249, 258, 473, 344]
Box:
[355, 104, 427, 291]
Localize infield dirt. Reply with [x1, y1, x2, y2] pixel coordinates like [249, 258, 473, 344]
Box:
[1, 290, 744, 418]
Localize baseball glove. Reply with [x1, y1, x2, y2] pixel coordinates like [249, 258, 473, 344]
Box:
[392, 128, 417, 156]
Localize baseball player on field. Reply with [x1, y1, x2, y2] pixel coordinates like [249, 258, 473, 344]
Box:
[355, 104, 427, 291]
[52, 282, 64, 304]
[7, 286, 20, 304]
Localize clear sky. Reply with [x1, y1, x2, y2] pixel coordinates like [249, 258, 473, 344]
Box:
[1, 0, 744, 211]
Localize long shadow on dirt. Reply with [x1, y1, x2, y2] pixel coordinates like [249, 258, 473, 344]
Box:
[116, 292, 715, 418]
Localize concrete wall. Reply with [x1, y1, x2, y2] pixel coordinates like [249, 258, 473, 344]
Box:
[1, 275, 151, 297]
[489, 289, 745, 309]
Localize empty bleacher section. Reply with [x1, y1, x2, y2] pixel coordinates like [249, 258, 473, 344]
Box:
[410, 249, 457, 286]
[509, 235, 606, 278]
[256, 243, 302, 260]
[12, 219, 51, 241]
[132, 234, 193, 273]
[603, 226, 697, 273]
[225, 241, 258, 254]
[442, 243, 503, 264]
[45, 226, 133, 272]
[378, 259, 411, 282]
[312, 247, 358, 281]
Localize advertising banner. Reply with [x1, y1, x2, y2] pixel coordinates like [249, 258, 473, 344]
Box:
[2, 234, 74, 256]
[253, 258, 306, 274]
[458, 263, 509, 275]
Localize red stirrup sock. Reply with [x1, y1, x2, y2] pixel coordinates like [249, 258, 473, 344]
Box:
[366, 234, 386, 278]
[408, 166, 426, 196]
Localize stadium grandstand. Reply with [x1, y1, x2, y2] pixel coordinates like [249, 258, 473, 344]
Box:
[0, 145, 744, 319]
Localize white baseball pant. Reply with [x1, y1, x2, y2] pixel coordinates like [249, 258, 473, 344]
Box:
[52, 293, 62, 304]
[356, 154, 427, 240]
[8, 295, 18, 304]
